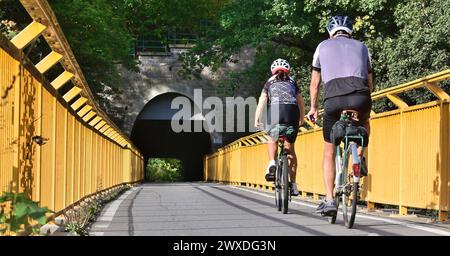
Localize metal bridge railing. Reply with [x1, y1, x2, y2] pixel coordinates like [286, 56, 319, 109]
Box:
[0, 0, 144, 220]
[133, 32, 198, 55]
[204, 69, 450, 221]
[168, 32, 198, 45]
[135, 39, 169, 53]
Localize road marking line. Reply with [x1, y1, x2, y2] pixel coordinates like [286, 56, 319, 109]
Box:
[229, 186, 450, 236]
[93, 224, 109, 228]
[102, 189, 135, 217]
[90, 232, 104, 236]
[89, 187, 139, 235]
[97, 216, 113, 222]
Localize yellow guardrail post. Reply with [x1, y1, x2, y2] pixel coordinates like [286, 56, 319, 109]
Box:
[35, 51, 63, 73]
[429, 81, 450, 221]
[10, 21, 46, 50]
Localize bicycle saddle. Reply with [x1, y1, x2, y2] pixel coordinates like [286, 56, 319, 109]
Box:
[342, 110, 360, 122]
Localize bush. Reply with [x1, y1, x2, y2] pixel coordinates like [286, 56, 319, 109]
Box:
[0, 192, 52, 236]
[63, 185, 131, 236]
[146, 158, 183, 182]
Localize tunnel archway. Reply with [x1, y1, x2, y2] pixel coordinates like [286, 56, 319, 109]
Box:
[131, 93, 212, 181]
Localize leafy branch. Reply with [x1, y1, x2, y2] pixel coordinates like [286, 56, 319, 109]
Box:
[0, 192, 52, 235]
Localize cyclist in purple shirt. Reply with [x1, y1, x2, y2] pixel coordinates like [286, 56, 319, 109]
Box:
[255, 59, 305, 196]
[307, 15, 373, 216]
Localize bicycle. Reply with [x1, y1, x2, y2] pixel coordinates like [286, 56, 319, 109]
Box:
[273, 135, 291, 214]
[327, 110, 367, 228]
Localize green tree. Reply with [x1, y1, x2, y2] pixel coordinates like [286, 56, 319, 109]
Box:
[3, 0, 449, 123]
[181, 0, 450, 110]
[123, 0, 228, 37]
[48, 0, 137, 127]
[146, 158, 183, 182]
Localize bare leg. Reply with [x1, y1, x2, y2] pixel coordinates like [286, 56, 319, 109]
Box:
[323, 142, 336, 200]
[284, 141, 297, 182]
[267, 137, 277, 161]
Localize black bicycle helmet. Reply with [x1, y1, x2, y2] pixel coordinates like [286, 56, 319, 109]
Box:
[326, 15, 353, 36]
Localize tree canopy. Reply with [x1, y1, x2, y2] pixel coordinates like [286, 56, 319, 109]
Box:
[2, 0, 449, 123]
[182, 0, 450, 110]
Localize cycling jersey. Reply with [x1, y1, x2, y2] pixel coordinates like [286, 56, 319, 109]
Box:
[312, 35, 372, 100]
[262, 74, 300, 142]
[312, 35, 373, 144]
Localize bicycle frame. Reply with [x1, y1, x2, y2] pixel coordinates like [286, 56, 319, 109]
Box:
[277, 139, 286, 164]
[335, 137, 362, 194]
[333, 114, 365, 228]
[275, 138, 288, 191]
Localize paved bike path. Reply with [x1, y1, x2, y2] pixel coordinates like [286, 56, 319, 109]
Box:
[89, 182, 450, 236]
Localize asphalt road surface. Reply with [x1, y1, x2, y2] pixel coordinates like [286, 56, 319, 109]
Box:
[89, 182, 450, 236]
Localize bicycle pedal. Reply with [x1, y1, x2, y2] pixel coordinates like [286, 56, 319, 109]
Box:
[265, 174, 275, 182]
[320, 210, 337, 217]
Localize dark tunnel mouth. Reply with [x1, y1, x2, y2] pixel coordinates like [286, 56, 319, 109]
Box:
[130, 93, 212, 181]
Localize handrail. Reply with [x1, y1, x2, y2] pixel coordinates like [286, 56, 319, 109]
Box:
[17, 0, 138, 151]
[372, 69, 450, 100]
[207, 69, 450, 156]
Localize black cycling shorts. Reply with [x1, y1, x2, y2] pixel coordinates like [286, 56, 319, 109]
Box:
[323, 91, 372, 143]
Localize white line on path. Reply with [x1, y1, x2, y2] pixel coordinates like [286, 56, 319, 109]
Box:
[90, 232, 105, 236]
[230, 186, 450, 236]
[90, 187, 139, 232]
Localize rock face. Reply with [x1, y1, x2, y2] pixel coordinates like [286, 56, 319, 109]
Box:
[118, 45, 257, 148]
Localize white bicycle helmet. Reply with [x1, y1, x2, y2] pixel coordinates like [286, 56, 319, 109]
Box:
[270, 59, 290, 75]
[326, 15, 353, 37]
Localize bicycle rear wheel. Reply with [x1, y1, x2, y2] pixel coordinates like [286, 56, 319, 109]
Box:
[281, 155, 289, 214]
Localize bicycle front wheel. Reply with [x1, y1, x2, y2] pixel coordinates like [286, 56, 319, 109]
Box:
[281, 155, 289, 214]
[342, 181, 358, 228]
[275, 164, 282, 211]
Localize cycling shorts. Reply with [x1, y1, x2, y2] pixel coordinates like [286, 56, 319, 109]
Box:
[267, 124, 299, 143]
[323, 91, 372, 143]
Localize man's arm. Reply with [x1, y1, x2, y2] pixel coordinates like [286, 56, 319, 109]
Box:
[307, 70, 322, 120]
[367, 46, 373, 93]
[297, 94, 305, 125]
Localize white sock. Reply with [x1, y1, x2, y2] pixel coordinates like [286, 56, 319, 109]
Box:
[269, 160, 276, 166]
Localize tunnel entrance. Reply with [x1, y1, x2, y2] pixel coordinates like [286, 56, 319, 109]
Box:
[131, 93, 212, 181]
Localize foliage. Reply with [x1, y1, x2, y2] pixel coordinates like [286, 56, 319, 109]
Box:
[123, 0, 228, 37]
[2, 0, 449, 123]
[181, 0, 450, 110]
[48, 0, 138, 127]
[63, 185, 131, 236]
[0, 19, 19, 39]
[146, 158, 183, 182]
[64, 207, 90, 236]
[0, 192, 52, 235]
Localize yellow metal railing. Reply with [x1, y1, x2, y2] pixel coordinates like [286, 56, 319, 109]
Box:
[204, 69, 450, 221]
[0, 0, 144, 214]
